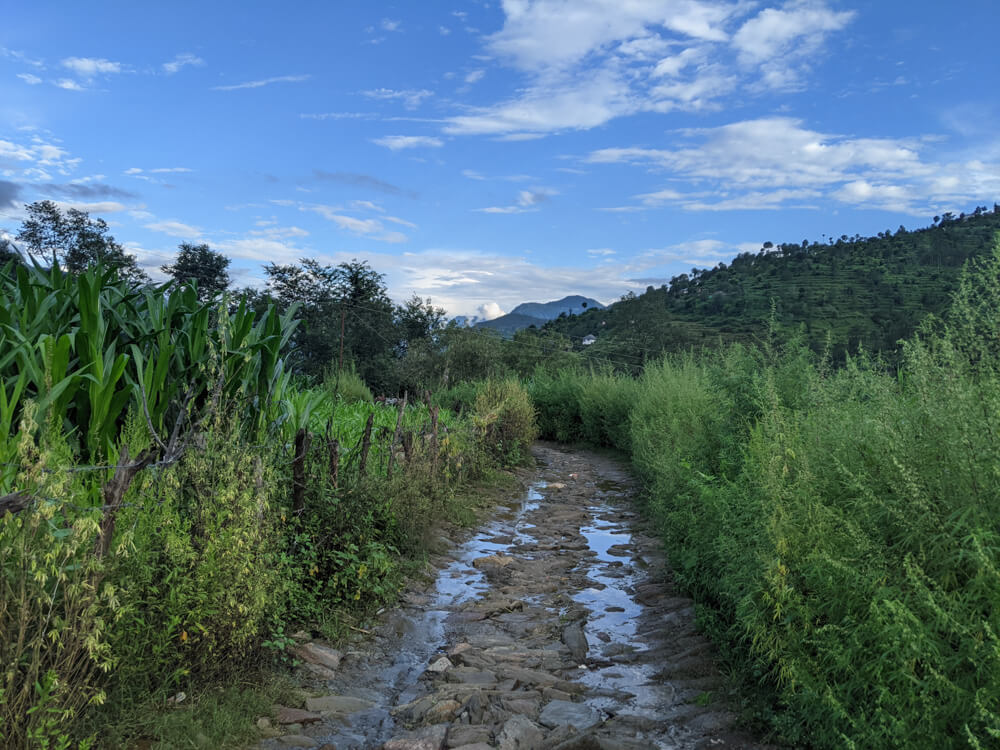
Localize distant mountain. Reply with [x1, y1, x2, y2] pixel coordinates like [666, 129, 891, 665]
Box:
[475, 295, 606, 336]
[509, 295, 605, 321]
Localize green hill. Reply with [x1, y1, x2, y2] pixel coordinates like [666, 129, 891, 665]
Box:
[546, 206, 1000, 366]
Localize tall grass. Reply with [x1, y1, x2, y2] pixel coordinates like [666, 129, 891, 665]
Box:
[530, 239, 1000, 748]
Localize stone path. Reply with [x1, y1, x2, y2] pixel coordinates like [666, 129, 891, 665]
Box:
[258, 443, 769, 750]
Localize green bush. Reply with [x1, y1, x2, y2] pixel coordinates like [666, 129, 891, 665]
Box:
[577, 370, 640, 452]
[526, 367, 584, 443]
[106, 409, 285, 702]
[471, 379, 537, 466]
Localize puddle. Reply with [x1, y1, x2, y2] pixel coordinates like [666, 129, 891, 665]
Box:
[574, 504, 670, 717]
[301, 483, 546, 749]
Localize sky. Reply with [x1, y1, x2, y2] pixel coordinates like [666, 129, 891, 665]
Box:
[1, 1, 998, 320]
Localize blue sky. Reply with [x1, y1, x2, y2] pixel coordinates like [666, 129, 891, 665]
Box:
[1, 1, 998, 319]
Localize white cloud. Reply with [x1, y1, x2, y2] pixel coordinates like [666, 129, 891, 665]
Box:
[465, 69, 485, 84]
[478, 302, 506, 320]
[586, 116, 1000, 214]
[17, 73, 42, 85]
[124, 167, 143, 175]
[381, 18, 402, 32]
[587, 248, 616, 256]
[52, 200, 127, 214]
[444, 1, 855, 136]
[306, 203, 412, 243]
[300, 111, 373, 120]
[214, 74, 310, 91]
[163, 53, 204, 74]
[476, 188, 556, 214]
[149, 167, 193, 173]
[145, 220, 202, 238]
[55, 79, 87, 91]
[362, 88, 434, 109]
[372, 135, 444, 151]
[61, 57, 122, 78]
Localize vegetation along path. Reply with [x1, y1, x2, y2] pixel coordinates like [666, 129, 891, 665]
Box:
[258, 443, 768, 750]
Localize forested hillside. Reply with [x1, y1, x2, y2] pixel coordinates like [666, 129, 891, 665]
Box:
[549, 206, 1000, 365]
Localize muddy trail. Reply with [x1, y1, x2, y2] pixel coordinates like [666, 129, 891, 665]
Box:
[259, 443, 769, 750]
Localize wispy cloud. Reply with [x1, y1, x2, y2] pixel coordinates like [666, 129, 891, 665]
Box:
[16, 73, 42, 85]
[54, 79, 87, 91]
[145, 220, 203, 238]
[475, 189, 555, 214]
[362, 87, 433, 109]
[300, 111, 373, 120]
[163, 53, 204, 75]
[586, 116, 1000, 214]
[61, 57, 122, 78]
[213, 74, 310, 91]
[371, 135, 444, 151]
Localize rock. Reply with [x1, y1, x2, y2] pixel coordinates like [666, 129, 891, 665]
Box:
[446, 667, 497, 684]
[293, 642, 343, 670]
[392, 695, 435, 725]
[301, 662, 338, 680]
[497, 714, 544, 750]
[502, 666, 560, 687]
[278, 736, 319, 748]
[538, 700, 602, 731]
[382, 723, 448, 749]
[548, 482, 566, 489]
[275, 706, 322, 724]
[446, 724, 493, 747]
[425, 699, 462, 723]
[427, 656, 453, 673]
[257, 717, 272, 729]
[450, 745, 493, 750]
[305, 694, 375, 715]
[562, 622, 589, 663]
[472, 555, 514, 572]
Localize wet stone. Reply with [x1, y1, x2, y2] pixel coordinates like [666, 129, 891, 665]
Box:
[538, 700, 603, 731]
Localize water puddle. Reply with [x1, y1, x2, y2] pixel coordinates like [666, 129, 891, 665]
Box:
[304, 483, 546, 749]
[574, 500, 669, 717]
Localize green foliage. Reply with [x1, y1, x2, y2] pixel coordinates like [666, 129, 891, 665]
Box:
[529, 236, 1000, 748]
[546, 207, 1000, 367]
[0, 409, 112, 748]
[16, 200, 147, 286]
[160, 242, 231, 301]
[107, 409, 284, 699]
[526, 367, 585, 443]
[470, 379, 537, 466]
[326, 368, 373, 403]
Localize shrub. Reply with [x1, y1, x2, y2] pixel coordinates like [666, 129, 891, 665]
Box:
[526, 367, 584, 443]
[471, 379, 537, 466]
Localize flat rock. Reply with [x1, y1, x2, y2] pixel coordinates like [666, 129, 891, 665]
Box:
[305, 694, 375, 715]
[425, 699, 462, 723]
[539, 700, 602, 731]
[275, 706, 322, 725]
[562, 621, 589, 663]
[382, 723, 448, 750]
[472, 554, 514, 570]
[427, 656, 453, 673]
[497, 714, 544, 750]
[293, 642, 342, 670]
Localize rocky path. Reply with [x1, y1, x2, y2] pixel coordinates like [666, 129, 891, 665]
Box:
[258, 443, 768, 750]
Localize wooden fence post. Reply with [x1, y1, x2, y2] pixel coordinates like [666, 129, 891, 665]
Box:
[358, 412, 374, 478]
[387, 391, 408, 479]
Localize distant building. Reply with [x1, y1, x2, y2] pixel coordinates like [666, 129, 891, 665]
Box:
[582, 334, 597, 346]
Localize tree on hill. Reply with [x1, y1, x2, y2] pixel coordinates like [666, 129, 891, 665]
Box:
[15, 200, 148, 284]
[161, 242, 231, 300]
